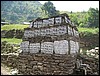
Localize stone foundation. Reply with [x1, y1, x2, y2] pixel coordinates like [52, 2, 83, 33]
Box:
[1, 53, 76, 75]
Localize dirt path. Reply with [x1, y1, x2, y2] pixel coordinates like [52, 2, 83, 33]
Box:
[1, 66, 11, 75]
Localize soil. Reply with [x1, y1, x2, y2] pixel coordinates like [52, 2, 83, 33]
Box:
[1, 65, 11, 75]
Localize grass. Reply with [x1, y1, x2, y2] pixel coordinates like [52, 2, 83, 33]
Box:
[1, 24, 29, 31]
[1, 24, 99, 34]
[1, 38, 22, 44]
[1, 24, 99, 44]
[77, 27, 99, 34]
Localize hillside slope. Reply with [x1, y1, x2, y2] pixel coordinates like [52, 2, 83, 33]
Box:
[1, 1, 46, 23]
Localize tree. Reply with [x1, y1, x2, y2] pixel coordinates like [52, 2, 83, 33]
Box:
[1, 18, 6, 22]
[69, 13, 78, 26]
[78, 12, 88, 27]
[41, 1, 59, 17]
[87, 8, 99, 28]
[1, 1, 45, 24]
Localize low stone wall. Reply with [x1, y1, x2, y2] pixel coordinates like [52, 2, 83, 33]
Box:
[1, 54, 18, 69]
[15, 30, 24, 39]
[1, 53, 76, 75]
[77, 54, 99, 74]
[1, 30, 8, 38]
[1, 29, 24, 39]
[79, 33, 99, 49]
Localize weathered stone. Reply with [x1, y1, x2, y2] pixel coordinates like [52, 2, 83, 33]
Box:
[1, 53, 85, 75]
[55, 60, 60, 63]
[30, 61, 37, 65]
[37, 65, 43, 70]
[34, 56, 43, 61]
[37, 62, 42, 65]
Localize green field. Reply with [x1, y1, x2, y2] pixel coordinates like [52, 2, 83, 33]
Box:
[1, 24, 99, 44]
[1, 38, 22, 44]
[1, 24, 99, 34]
[1, 24, 29, 31]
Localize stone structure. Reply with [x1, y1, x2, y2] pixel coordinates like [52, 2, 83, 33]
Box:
[20, 13, 80, 54]
[1, 53, 99, 75]
[1, 53, 76, 75]
[19, 13, 80, 75]
[1, 29, 24, 39]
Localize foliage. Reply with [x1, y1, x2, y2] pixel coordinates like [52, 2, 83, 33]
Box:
[1, 41, 20, 54]
[87, 8, 99, 28]
[1, 38, 22, 44]
[1, 24, 99, 36]
[1, 1, 99, 28]
[1, 1, 47, 24]
[1, 24, 28, 31]
[1, 18, 6, 22]
[78, 27, 99, 50]
[60, 8, 99, 28]
[41, 1, 60, 17]
[77, 27, 99, 34]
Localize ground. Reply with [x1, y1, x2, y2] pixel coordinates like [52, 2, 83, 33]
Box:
[1, 64, 11, 75]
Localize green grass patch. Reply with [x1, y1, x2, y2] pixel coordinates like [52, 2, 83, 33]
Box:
[1, 24, 29, 31]
[1, 38, 22, 44]
[77, 27, 99, 34]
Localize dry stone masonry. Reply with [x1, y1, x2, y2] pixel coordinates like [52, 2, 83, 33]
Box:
[20, 13, 80, 55]
[19, 13, 80, 75]
[1, 53, 77, 75]
[1, 29, 24, 39]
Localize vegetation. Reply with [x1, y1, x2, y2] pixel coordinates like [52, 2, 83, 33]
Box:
[60, 8, 99, 28]
[1, 1, 47, 23]
[78, 27, 99, 49]
[1, 24, 28, 31]
[1, 1, 99, 28]
[1, 1, 99, 50]
[1, 38, 22, 44]
[78, 27, 99, 34]
[73, 7, 99, 28]
[87, 8, 99, 28]
[1, 2, 99, 75]
[1, 41, 20, 54]
[1, 24, 99, 34]
[41, 1, 60, 17]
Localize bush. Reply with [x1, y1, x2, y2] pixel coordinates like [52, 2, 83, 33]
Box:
[1, 41, 20, 54]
